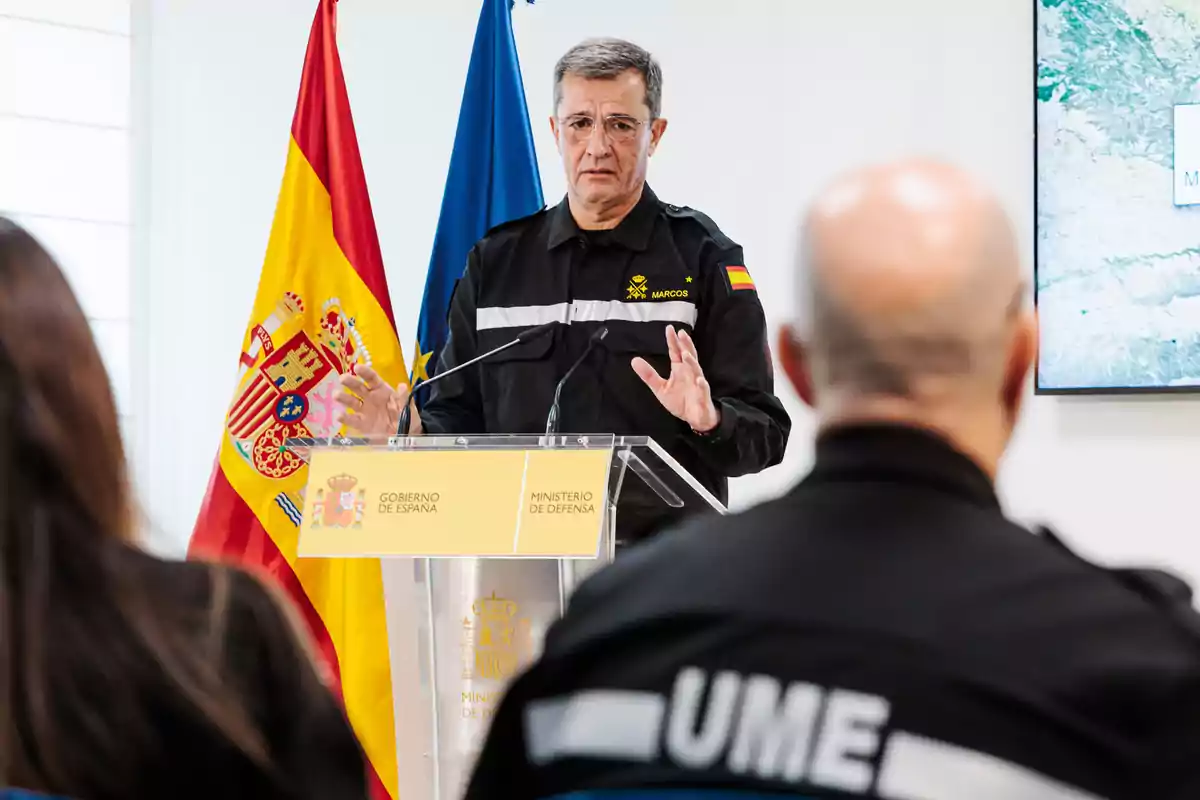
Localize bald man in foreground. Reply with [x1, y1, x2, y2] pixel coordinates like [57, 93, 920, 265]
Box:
[464, 161, 1200, 800]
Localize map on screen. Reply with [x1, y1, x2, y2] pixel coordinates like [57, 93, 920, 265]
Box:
[1036, 0, 1200, 391]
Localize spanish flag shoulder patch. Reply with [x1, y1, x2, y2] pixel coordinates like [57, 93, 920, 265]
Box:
[725, 264, 756, 292]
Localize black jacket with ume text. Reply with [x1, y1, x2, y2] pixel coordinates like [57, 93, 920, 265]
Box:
[420, 184, 790, 542]
[464, 425, 1200, 800]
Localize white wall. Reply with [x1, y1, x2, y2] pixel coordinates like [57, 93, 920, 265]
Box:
[0, 1, 139, 493]
[134, 0, 1200, 588]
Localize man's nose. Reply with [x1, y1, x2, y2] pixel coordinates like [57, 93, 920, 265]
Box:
[584, 125, 612, 157]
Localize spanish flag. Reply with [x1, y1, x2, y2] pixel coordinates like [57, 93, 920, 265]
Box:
[188, 2, 402, 798]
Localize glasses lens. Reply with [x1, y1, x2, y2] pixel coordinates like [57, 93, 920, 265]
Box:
[605, 117, 640, 141]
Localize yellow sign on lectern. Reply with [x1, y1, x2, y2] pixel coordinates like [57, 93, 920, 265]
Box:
[296, 446, 611, 558]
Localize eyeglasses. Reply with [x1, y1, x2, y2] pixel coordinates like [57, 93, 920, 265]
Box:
[557, 114, 650, 144]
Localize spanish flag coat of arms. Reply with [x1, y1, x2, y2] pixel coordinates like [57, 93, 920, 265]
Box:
[188, 2, 403, 798]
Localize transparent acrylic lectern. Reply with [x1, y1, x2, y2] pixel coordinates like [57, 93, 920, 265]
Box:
[285, 433, 725, 800]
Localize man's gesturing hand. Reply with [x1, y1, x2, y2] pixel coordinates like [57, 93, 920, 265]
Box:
[630, 326, 721, 434]
[332, 364, 422, 436]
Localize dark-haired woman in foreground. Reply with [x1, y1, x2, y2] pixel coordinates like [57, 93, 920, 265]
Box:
[0, 217, 368, 800]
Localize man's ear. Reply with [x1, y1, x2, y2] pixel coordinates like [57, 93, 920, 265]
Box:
[778, 325, 816, 409]
[648, 117, 668, 156]
[549, 115, 562, 154]
[1001, 309, 1037, 427]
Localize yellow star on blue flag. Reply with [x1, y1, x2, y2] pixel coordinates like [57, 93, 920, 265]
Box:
[412, 341, 434, 383]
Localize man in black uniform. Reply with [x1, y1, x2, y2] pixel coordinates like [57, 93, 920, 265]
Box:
[461, 160, 1200, 799]
[333, 38, 789, 543]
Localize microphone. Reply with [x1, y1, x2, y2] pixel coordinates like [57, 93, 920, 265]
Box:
[395, 321, 557, 436]
[544, 326, 608, 436]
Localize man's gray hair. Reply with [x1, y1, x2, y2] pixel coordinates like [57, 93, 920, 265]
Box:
[553, 38, 663, 119]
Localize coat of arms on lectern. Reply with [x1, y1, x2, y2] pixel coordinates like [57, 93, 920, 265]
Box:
[461, 592, 533, 682]
[310, 474, 366, 529]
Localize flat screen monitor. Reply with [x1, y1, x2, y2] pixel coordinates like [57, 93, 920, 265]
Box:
[1035, 0, 1200, 392]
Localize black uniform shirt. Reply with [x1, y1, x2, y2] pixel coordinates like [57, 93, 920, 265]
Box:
[464, 424, 1200, 800]
[420, 185, 791, 541]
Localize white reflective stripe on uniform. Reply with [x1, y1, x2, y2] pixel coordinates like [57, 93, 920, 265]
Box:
[877, 732, 1105, 800]
[525, 690, 666, 765]
[476, 299, 697, 331]
[570, 299, 697, 327]
[476, 302, 570, 331]
[521, 683, 1109, 800]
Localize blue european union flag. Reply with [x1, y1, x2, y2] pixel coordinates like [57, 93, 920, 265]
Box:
[411, 0, 544, 402]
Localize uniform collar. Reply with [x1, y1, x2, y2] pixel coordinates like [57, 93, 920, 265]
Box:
[803, 422, 1000, 510]
[547, 183, 660, 252]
